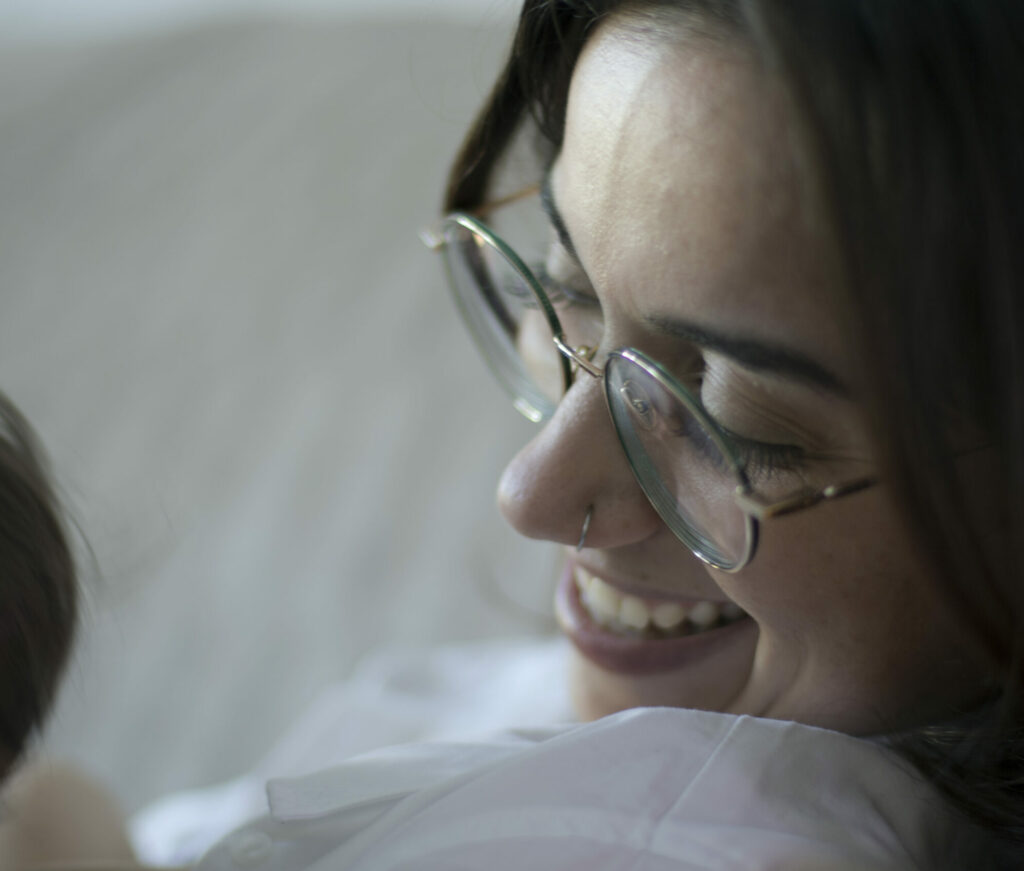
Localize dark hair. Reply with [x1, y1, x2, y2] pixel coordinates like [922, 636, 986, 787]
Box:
[0, 393, 77, 781]
[445, 0, 1024, 865]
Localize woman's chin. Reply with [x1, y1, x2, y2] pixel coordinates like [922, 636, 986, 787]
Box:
[567, 640, 758, 721]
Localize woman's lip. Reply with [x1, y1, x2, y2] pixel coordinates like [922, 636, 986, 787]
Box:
[555, 562, 757, 675]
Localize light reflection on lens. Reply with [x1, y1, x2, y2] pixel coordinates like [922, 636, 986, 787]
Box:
[607, 351, 751, 569]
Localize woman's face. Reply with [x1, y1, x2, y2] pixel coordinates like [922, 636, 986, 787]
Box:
[497, 16, 985, 734]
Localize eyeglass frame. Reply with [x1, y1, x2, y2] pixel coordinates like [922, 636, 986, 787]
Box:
[421, 191, 877, 572]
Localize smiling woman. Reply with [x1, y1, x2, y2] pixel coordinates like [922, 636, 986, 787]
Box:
[445, 6, 986, 738]
[434, 0, 1024, 864]
[179, 1, 1024, 869]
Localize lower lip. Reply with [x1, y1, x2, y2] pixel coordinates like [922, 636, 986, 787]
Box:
[554, 563, 757, 675]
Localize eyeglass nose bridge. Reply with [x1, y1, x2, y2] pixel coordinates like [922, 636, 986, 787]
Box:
[553, 336, 603, 379]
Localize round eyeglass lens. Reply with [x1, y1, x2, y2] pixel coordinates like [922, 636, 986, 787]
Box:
[441, 219, 566, 422]
[605, 351, 753, 570]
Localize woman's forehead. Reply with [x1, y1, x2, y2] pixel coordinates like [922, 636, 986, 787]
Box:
[555, 17, 855, 385]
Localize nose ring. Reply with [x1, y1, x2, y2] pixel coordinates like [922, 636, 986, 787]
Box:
[576, 505, 594, 552]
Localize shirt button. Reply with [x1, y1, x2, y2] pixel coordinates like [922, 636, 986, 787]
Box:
[226, 829, 274, 868]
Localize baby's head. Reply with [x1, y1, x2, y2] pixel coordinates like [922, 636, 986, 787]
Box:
[0, 394, 76, 782]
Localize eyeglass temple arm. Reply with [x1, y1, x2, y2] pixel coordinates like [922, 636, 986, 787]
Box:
[421, 184, 545, 248]
[734, 476, 876, 521]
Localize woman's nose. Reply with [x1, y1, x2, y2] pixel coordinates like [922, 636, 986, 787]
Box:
[496, 373, 662, 548]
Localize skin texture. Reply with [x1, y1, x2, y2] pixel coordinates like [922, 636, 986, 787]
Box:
[497, 14, 987, 734]
[0, 761, 150, 870]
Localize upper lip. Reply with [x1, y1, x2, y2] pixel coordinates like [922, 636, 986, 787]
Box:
[570, 556, 732, 606]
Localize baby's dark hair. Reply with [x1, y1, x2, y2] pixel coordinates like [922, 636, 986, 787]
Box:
[0, 393, 76, 781]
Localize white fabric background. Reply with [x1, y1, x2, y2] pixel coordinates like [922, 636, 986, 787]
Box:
[0, 11, 562, 813]
[0, 0, 517, 40]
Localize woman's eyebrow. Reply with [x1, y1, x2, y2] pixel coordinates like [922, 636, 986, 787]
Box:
[540, 169, 582, 264]
[540, 169, 848, 397]
[646, 315, 852, 397]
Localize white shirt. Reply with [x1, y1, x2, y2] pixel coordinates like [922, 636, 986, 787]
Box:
[132, 638, 575, 865]
[195, 706, 954, 871]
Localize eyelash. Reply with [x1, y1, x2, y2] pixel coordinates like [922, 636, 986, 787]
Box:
[531, 262, 600, 308]
[717, 424, 807, 478]
[658, 395, 808, 480]
[495, 262, 597, 312]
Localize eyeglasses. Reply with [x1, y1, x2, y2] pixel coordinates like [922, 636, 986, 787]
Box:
[421, 194, 875, 572]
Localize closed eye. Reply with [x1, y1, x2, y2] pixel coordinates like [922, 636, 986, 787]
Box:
[532, 261, 601, 308]
[662, 397, 808, 478]
[716, 424, 807, 477]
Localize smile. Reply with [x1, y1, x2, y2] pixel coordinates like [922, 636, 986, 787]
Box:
[555, 562, 756, 675]
[574, 565, 748, 638]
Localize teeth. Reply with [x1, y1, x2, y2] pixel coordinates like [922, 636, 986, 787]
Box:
[689, 601, 720, 629]
[583, 575, 620, 626]
[572, 566, 745, 638]
[574, 569, 588, 594]
[619, 596, 650, 630]
[651, 601, 687, 631]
